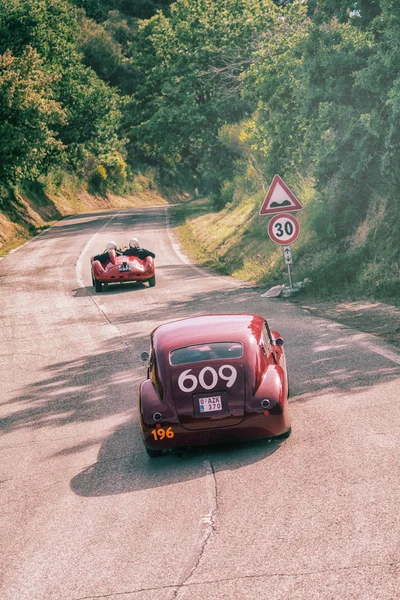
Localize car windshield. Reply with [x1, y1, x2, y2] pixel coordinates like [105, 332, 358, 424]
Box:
[170, 342, 243, 365]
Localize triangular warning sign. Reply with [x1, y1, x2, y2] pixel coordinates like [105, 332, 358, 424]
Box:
[259, 174, 303, 215]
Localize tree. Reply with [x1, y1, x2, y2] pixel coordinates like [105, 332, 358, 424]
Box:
[0, 47, 65, 182]
[70, 0, 174, 21]
[0, 0, 77, 61]
[126, 0, 292, 195]
[75, 9, 136, 94]
[307, 0, 381, 28]
[0, 0, 124, 182]
[354, 1, 400, 186]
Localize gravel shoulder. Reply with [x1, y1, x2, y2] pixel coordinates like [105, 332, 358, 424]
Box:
[293, 299, 400, 349]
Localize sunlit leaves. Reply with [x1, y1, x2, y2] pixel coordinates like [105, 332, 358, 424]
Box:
[0, 0, 123, 184]
[0, 47, 65, 182]
[127, 0, 302, 192]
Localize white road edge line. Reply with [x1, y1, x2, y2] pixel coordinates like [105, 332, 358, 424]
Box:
[164, 207, 211, 277]
[315, 316, 400, 366]
[76, 212, 120, 289]
[352, 334, 400, 366]
[164, 206, 243, 287]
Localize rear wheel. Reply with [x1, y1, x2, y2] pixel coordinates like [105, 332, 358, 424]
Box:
[94, 278, 103, 293]
[145, 447, 162, 458]
[148, 275, 156, 287]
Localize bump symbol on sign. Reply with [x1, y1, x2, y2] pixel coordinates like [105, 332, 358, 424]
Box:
[259, 175, 303, 215]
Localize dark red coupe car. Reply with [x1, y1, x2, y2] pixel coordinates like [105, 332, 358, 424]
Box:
[91, 249, 155, 293]
[139, 314, 291, 457]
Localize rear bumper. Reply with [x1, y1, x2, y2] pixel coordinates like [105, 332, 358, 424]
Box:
[91, 261, 154, 283]
[95, 271, 154, 283]
[141, 410, 291, 451]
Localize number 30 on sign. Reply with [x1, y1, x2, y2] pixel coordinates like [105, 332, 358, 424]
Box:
[268, 214, 300, 245]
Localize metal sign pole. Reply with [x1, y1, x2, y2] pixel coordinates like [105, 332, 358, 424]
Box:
[287, 264, 294, 290]
[282, 245, 294, 290]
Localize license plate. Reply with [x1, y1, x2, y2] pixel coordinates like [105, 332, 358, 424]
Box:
[199, 395, 223, 413]
[119, 263, 131, 272]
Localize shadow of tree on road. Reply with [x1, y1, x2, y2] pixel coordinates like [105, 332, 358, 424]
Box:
[2, 287, 399, 435]
[0, 335, 147, 432]
[39, 206, 169, 242]
[2, 284, 399, 500]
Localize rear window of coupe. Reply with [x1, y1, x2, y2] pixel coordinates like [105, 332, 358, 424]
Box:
[170, 342, 244, 365]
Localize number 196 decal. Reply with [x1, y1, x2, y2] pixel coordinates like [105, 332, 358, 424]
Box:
[178, 365, 237, 393]
[151, 427, 174, 441]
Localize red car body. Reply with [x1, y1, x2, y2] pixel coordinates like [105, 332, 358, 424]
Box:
[139, 314, 291, 457]
[91, 249, 155, 292]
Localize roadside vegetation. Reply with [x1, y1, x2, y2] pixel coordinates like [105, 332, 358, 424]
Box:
[0, 170, 166, 256]
[0, 0, 398, 301]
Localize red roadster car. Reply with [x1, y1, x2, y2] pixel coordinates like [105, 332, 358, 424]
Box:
[139, 314, 291, 457]
[90, 249, 156, 293]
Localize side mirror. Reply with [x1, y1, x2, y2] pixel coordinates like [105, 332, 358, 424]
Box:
[274, 338, 284, 347]
[140, 351, 150, 362]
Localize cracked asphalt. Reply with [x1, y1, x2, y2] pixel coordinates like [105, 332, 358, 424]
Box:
[1, 206, 399, 600]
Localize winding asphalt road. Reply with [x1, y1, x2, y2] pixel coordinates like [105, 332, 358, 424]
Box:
[1, 206, 399, 600]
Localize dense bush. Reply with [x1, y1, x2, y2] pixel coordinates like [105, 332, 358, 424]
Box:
[0, 0, 123, 186]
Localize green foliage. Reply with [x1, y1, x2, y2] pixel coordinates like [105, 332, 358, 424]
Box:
[353, 4, 400, 185]
[0, 0, 77, 60]
[76, 10, 124, 82]
[101, 151, 127, 189]
[90, 164, 108, 194]
[307, 1, 381, 28]
[358, 259, 400, 297]
[56, 62, 123, 161]
[298, 245, 366, 292]
[0, 0, 123, 185]
[0, 47, 65, 183]
[75, 9, 136, 93]
[126, 0, 292, 196]
[71, 0, 173, 21]
[88, 151, 127, 193]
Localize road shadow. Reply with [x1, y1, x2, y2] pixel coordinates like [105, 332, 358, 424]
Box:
[73, 262, 238, 298]
[2, 279, 399, 500]
[2, 288, 399, 434]
[70, 420, 285, 497]
[72, 262, 210, 298]
[0, 335, 148, 432]
[73, 281, 150, 297]
[72, 283, 149, 297]
[40, 206, 170, 242]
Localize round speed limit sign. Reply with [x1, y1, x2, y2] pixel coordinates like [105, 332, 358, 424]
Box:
[268, 214, 300, 245]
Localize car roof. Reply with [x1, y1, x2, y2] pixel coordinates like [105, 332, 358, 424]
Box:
[152, 314, 265, 353]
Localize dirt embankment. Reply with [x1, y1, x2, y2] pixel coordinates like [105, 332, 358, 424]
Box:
[0, 181, 167, 256]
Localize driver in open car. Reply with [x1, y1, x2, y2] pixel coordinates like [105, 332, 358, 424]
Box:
[121, 237, 155, 259]
[93, 241, 122, 265]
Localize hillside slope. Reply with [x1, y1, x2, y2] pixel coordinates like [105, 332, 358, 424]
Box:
[173, 177, 399, 302]
[0, 174, 167, 256]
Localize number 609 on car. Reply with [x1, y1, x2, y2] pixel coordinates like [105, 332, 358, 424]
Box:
[178, 365, 237, 393]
